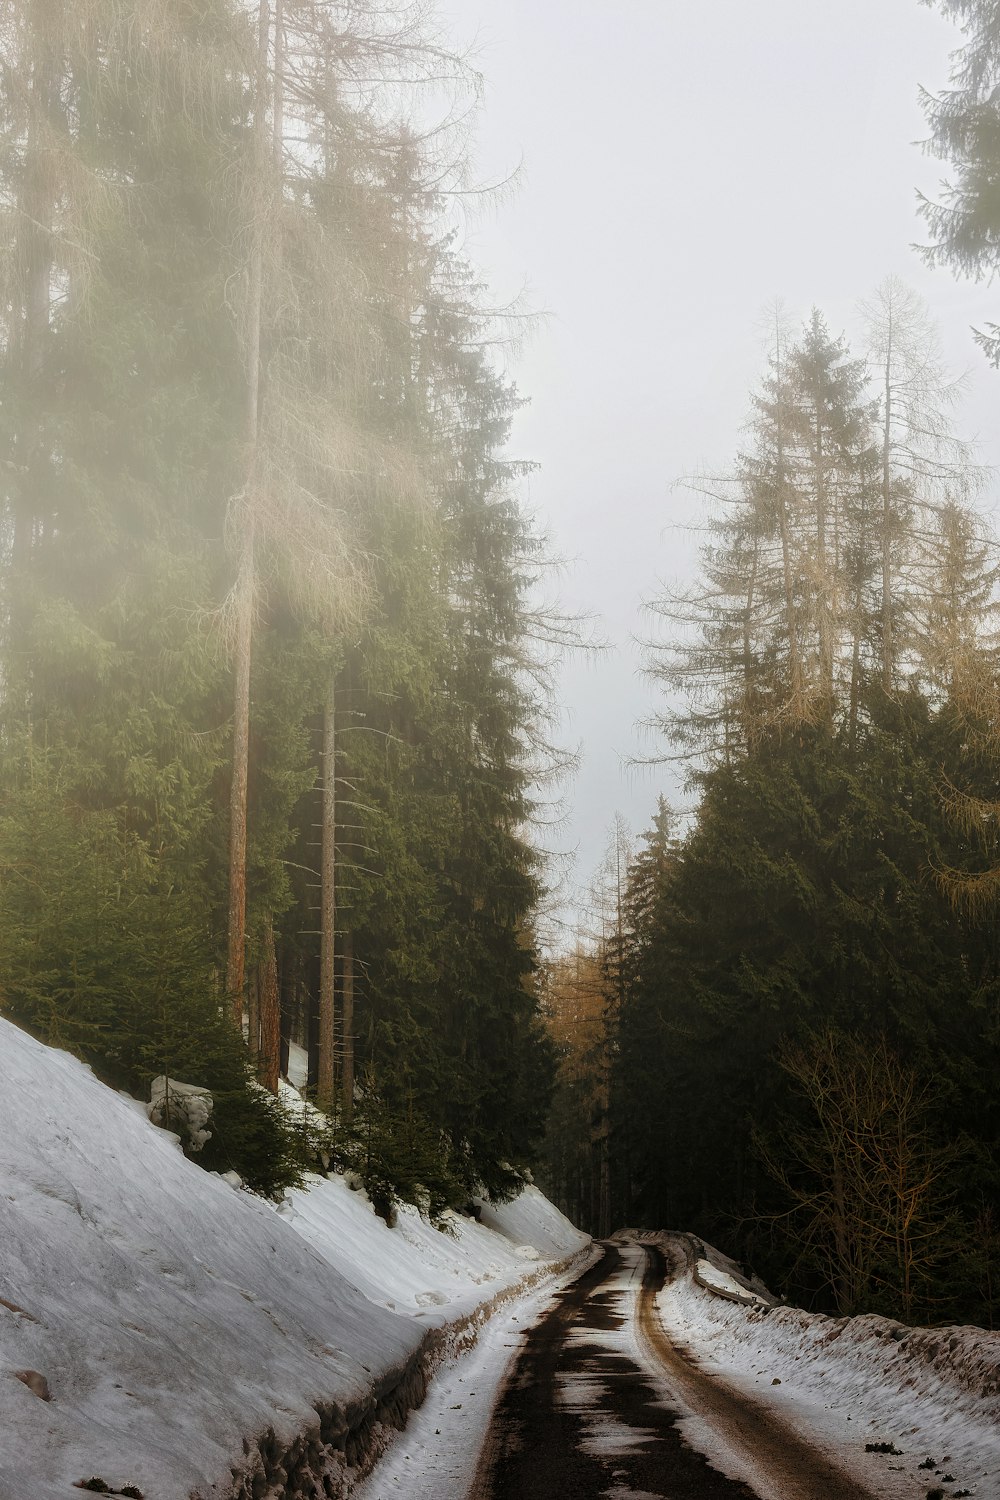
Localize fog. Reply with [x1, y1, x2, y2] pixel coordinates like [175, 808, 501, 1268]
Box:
[442, 0, 1000, 926]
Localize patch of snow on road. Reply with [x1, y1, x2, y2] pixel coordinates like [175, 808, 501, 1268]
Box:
[602, 1489, 671, 1500]
[554, 1371, 606, 1408]
[577, 1412, 662, 1458]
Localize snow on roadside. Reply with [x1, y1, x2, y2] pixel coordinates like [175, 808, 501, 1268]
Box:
[276, 1175, 585, 1330]
[648, 1232, 1000, 1499]
[692, 1259, 769, 1308]
[351, 1249, 601, 1500]
[0, 1020, 588, 1500]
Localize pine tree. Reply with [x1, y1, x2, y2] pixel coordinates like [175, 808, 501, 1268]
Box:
[919, 0, 1000, 363]
[647, 311, 871, 760]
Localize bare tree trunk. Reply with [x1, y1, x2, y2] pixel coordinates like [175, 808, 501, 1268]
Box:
[247, 963, 261, 1067]
[226, 0, 269, 1015]
[259, 916, 281, 1092]
[318, 674, 337, 1108]
[881, 339, 893, 693]
[226, 534, 254, 1013]
[341, 926, 355, 1120]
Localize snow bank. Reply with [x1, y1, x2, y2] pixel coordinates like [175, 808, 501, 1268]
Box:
[647, 1231, 1000, 1499]
[278, 1176, 587, 1330]
[693, 1258, 769, 1307]
[478, 1184, 586, 1261]
[0, 1020, 587, 1500]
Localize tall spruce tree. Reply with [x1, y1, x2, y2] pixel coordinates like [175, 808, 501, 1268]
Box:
[919, 0, 1000, 363]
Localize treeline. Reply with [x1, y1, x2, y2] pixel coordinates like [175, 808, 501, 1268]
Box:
[542, 3, 1000, 1328]
[540, 287, 1000, 1326]
[0, 0, 554, 1207]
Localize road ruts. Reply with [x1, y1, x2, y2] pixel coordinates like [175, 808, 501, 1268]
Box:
[636, 1242, 877, 1500]
[468, 1239, 879, 1500]
[466, 1241, 760, 1500]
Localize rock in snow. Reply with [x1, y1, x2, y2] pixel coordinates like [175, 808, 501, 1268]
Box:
[0, 1019, 587, 1500]
[147, 1076, 214, 1152]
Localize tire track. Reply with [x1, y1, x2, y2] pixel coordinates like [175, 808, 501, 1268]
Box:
[636, 1242, 878, 1500]
[467, 1242, 761, 1499]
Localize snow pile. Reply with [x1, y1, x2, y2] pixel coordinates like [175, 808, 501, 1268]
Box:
[478, 1185, 585, 1260]
[0, 1020, 587, 1500]
[650, 1231, 1000, 1498]
[693, 1258, 769, 1307]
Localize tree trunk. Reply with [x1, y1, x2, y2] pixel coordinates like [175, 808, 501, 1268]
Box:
[273, 0, 284, 157]
[881, 345, 893, 693]
[740, 531, 760, 747]
[247, 963, 260, 1066]
[226, 534, 254, 1013]
[813, 405, 835, 724]
[848, 630, 862, 749]
[777, 481, 803, 713]
[342, 926, 355, 1120]
[771, 327, 804, 716]
[11, 1, 61, 598]
[259, 916, 281, 1092]
[318, 673, 337, 1108]
[225, 0, 269, 1015]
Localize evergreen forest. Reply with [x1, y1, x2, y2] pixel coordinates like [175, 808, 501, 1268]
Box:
[539, 1, 1000, 1332]
[0, 0, 555, 1210]
[3, 0, 1000, 1337]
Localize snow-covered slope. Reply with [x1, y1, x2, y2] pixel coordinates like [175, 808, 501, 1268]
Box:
[0, 1021, 587, 1500]
[279, 1173, 582, 1326]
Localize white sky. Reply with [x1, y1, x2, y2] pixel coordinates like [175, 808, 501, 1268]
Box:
[438, 0, 1000, 931]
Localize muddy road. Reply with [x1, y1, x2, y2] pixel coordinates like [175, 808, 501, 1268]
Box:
[467, 1240, 876, 1500]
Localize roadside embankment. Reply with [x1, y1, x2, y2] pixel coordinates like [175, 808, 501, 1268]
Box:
[0, 1020, 588, 1500]
[626, 1229, 1000, 1500]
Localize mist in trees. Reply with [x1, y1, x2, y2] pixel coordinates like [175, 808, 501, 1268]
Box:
[4, 0, 1000, 1335]
[0, 0, 556, 1204]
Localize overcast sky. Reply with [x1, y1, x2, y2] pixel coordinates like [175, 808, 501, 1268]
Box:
[437, 0, 1000, 933]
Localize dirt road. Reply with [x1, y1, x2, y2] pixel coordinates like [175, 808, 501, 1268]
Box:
[467, 1240, 877, 1500]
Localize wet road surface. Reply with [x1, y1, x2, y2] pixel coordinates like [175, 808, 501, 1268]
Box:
[467, 1241, 759, 1499]
[468, 1240, 875, 1500]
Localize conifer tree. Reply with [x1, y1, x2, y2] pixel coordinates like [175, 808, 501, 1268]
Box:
[648, 300, 981, 767]
[860, 277, 983, 692]
[919, 0, 1000, 363]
